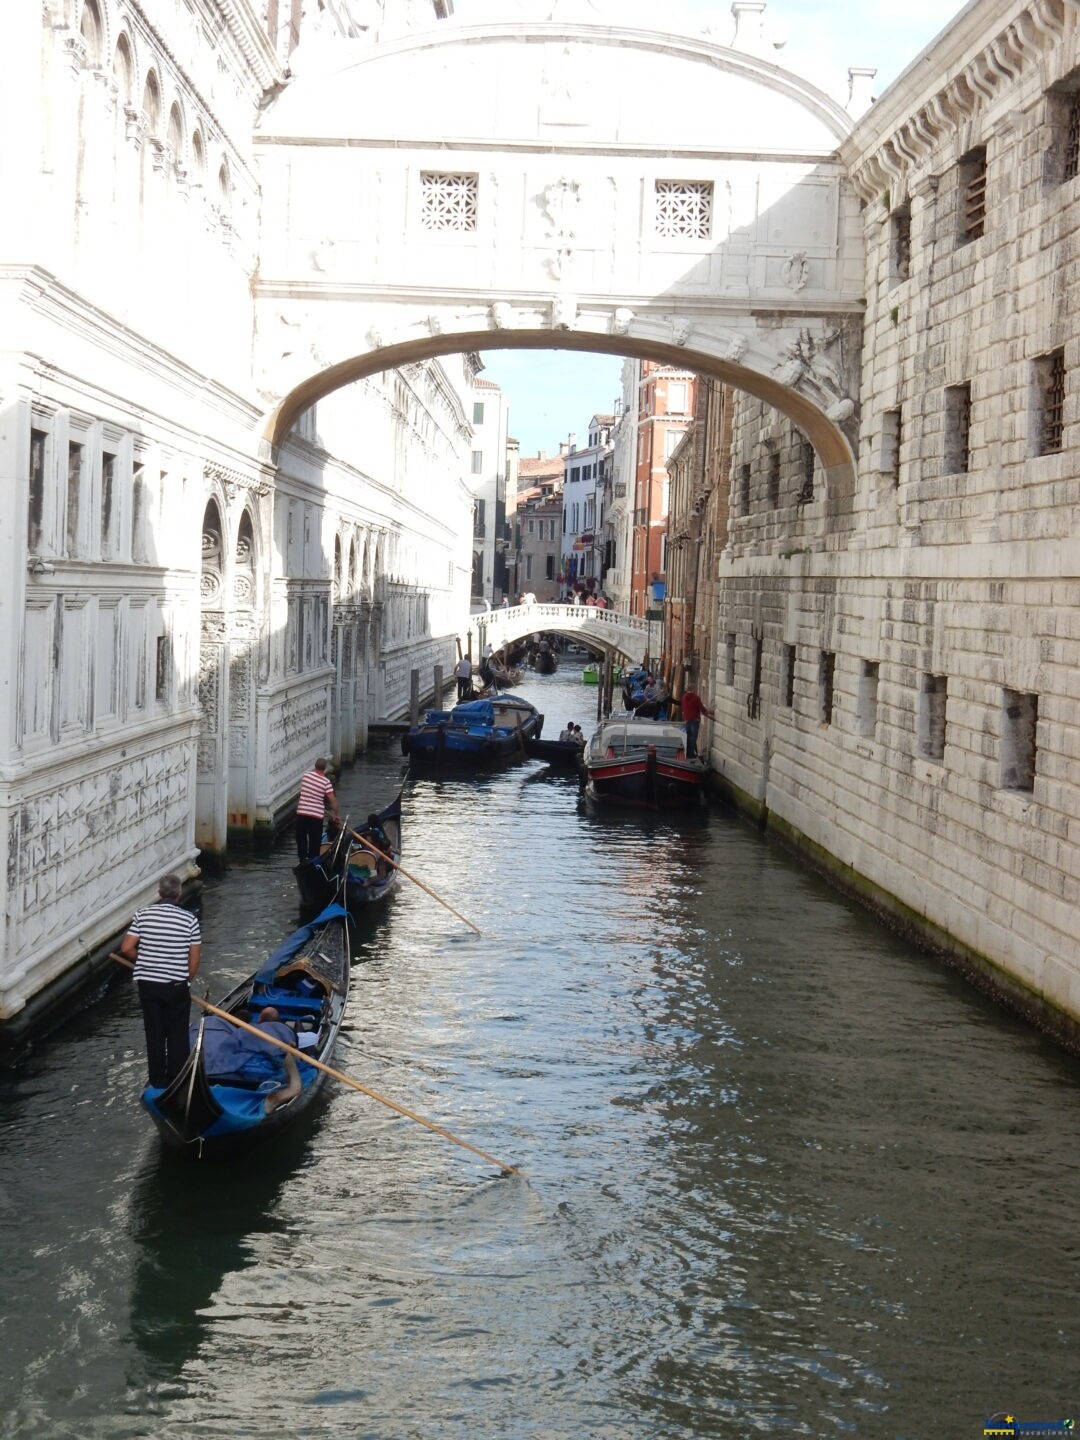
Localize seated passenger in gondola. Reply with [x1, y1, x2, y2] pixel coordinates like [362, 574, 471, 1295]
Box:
[195, 1007, 302, 1113]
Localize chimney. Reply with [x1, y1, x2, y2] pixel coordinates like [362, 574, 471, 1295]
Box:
[730, 2, 768, 56]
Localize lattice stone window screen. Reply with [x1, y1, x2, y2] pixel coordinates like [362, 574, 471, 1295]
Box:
[420, 172, 478, 232]
[654, 180, 713, 239]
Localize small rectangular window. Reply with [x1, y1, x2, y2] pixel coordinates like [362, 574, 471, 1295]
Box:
[724, 632, 736, 686]
[471, 450, 483, 474]
[919, 673, 947, 760]
[819, 651, 836, 726]
[654, 180, 713, 239]
[738, 462, 750, 516]
[101, 451, 117, 555]
[858, 660, 880, 739]
[545, 555, 555, 580]
[155, 633, 171, 702]
[958, 146, 987, 245]
[781, 644, 796, 708]
[420, 171, 478, 232]
[66, 442, 84, 556]
[1001, 688, 1038, 791]
[749, 636, 762, 720]
[768, 447, 780, 509]
[881, 408, 902, 487]
[944, 384, 972, 474]
[472, 402, 485, 425]
[890, 202, 912, 284]
[28, 427, 47, 550]
[1034, 349, 1066, 455]
[1065, 91, 1080, 182]
[798, 439, 815, 505]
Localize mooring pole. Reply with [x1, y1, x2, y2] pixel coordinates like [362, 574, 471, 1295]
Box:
[410, 669, 420, 727]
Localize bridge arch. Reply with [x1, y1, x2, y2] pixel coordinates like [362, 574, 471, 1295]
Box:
[253, 11, 865, 498]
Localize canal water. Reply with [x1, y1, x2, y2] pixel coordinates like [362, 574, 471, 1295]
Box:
[1, 659, 1078, 1439]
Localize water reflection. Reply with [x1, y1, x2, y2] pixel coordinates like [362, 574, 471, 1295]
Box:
[1, 662, 1079, 1438]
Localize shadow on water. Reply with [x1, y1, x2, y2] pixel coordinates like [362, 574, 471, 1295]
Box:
[125, 1127, 315, 1380]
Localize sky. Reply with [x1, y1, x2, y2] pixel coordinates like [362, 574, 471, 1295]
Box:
[463, 0, 962, 458]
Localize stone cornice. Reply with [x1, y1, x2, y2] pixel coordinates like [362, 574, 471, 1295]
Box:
[841, 0, 1067, 202]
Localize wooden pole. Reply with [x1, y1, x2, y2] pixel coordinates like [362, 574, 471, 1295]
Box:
[350, 829, 482, 935]
[433, 663, 443, 709]
[409, 669, 420, 727]
[110, 953, 519, 1175]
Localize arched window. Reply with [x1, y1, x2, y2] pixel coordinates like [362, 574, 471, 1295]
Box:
[201, 500, 223, 607]
[80, 0, 103, 66]
[217, 160, 231, 221]
[142, 71, 161, 136]
[112, 33, 133, 105]
[234, 510, 255, 608]
[167, 103, 183, 165]
[333, 536, 342, 599]
[191, 128, 205, 181]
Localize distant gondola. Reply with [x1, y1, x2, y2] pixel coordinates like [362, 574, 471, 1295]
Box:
[141, 904, 350, 1158]
[533, 648, 558, 674]
[402, 694, 543, 766]
[525, 735, 584, 767]
[293, 791, 402, 916]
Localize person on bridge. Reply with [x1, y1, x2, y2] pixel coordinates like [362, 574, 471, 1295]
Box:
[454, 653, 473, 700]
[679, 687, 714, 759]
[120, 873, 201, 1089]
[500, 596, 510, 609]
[294, 758, 340, 863]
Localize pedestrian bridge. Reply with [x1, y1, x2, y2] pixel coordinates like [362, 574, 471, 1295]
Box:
[474, 604, 650, 667]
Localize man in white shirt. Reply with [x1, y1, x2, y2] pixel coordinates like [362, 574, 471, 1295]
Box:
[454, 653, 473, 700]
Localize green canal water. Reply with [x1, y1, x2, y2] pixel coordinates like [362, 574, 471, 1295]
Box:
[1, 661, 1077, 1438]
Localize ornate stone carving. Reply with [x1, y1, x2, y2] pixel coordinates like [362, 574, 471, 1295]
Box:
[612, 307, 634, 336]
[490, 301, 513, 330]
[551, 294, 577, 330]
[719, 332, 749, 363]
[773, 327, 850, 409]
[671, 317, 692, 347]
[539, 177, 580, 281]
[781, 251, 810, 292]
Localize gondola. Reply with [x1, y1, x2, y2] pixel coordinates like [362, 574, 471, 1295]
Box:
[533, 648, 558, 674]
[582, 716, 707, 809]
[293, 791, 402, 916]
[141, 903, 350, 1158]
[525, 736, 584, 768]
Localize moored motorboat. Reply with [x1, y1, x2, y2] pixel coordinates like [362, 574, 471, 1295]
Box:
[293, 791, 402, 916]
[402, 694, 543, 765]
[583, 716, 706, 808]
[141, 903, 350, 1158]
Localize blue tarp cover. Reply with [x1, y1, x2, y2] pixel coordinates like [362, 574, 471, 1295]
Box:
[450, 699, 496, 724]
[253, 903, 349, 985]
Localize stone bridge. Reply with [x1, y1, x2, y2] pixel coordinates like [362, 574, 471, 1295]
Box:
[474, 604, 650, 667]
[252, 7, 866, 496]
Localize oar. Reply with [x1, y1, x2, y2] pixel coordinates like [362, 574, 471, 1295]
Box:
[349, 830, 482, 936]
[110, 953, 518, 1176]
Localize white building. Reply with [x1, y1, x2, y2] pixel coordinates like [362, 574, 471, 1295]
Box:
[468, 376, 512, 609]
[560, 415, 613, 594]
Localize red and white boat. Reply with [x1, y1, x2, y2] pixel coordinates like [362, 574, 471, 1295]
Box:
[582, 716, 707, 809]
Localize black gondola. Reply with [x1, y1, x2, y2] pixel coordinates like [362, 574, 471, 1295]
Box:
[525, 736, 584, 767]
[141, 904, 350, 1158]
[293, 791, 402, 916]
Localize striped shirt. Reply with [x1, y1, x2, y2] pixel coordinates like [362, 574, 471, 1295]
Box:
[128, 902, 201, 984]
[297, 769, 334, 818]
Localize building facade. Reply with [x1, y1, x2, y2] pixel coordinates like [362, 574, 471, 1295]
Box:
[628, 364, 697, 616]
[560, 416, 613, 595]
[0, 0, 469, 1034]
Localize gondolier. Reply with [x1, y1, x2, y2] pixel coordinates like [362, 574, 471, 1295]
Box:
[295, 757, 340, 862]
[120, 873, 201, 1088]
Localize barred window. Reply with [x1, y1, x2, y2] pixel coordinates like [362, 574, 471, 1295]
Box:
[767, 446, 781, 508]
[1065, 92, 1080, 182]
[798, 438, 815, 505]
[944, 383, 972, 474]
[890, 202, 912, 285]
[1035, 348, 1066, 455]
[654, 180, 713, 239]
[420, 172, 478, 232]
[958, 147, 987, 245]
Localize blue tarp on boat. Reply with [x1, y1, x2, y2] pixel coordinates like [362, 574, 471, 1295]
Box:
[253, 903, 350, 986]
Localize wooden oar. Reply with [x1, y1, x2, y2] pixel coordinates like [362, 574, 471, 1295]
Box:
[349, 830, 482, 936]
[110, 953, 518, 1176]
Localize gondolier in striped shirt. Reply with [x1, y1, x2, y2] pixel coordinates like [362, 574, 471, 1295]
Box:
[295, 757, 341, 862]
[119, 873, 201, 1088]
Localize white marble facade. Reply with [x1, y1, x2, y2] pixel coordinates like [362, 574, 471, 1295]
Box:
[0, 0, 473, 1025]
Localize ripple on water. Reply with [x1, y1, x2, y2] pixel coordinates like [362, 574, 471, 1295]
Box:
[1, 665, 1080, 1437]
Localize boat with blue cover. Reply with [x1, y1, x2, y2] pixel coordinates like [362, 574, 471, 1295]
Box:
[402, 693, 543, 765]
[141, 903, 350, 1158]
